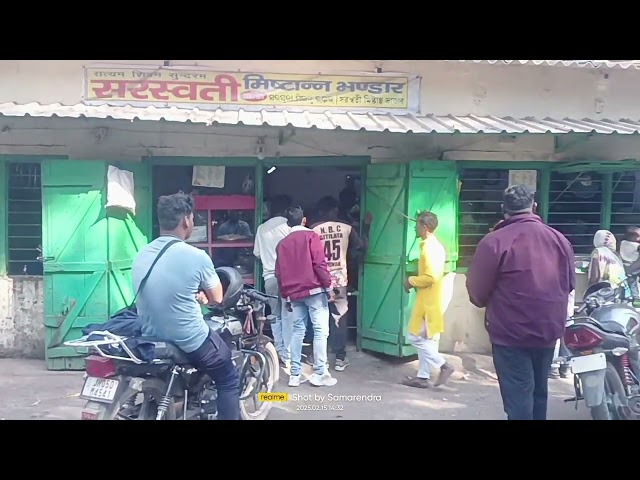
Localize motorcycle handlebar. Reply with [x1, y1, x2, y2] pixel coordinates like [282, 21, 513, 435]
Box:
[244, 289, 276, 304]
[575, 302, 588, 315]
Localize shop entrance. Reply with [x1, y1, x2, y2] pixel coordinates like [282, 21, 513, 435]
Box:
[151, 163, 258, 284]
[150, 160, 366, 351]
[263, 164, 364, 347]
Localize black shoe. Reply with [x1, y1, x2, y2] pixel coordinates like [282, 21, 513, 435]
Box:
[435, 363, 454, 386]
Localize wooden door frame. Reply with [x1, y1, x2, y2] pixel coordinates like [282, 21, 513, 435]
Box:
[257, 156, 372, 350]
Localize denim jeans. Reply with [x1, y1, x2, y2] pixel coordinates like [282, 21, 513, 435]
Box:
[185, 329, 241, 420]
[264, 277, 292, 362]
[305, 286, 349, 361]
[492, 344, 555, 420]
[289, 293, 330, 377]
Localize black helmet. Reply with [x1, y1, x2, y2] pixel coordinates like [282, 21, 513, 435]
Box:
[215, 266, 244, 309]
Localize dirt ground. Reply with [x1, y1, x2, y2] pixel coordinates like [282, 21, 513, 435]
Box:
[0, 346, 590, 420]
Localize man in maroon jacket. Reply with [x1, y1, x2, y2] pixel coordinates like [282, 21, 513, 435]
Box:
[466, 185, 575, 420]
[275, 207, 338, 388]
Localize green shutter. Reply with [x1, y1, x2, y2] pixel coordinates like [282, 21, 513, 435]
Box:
[407, 161, 459, 272]
[42, 160, 109, 370]
[42, 159, 151, 370]
[360, 163, 407, 356]
[360, 162, 460, 357]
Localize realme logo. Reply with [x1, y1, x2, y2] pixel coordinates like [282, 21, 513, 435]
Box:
[257, 392, 288, 402]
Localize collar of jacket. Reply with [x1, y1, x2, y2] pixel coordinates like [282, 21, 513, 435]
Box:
[495, 212, 542, 230]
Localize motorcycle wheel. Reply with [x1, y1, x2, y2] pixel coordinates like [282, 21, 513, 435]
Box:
[239, 342, 278, 421]
[590, 363, 627, 421]
[89, 378, 174, 420]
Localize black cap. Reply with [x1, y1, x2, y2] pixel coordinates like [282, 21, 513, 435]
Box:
[503, 185, 535, 214]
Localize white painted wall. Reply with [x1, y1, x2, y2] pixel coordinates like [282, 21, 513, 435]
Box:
[0, 60, 638, 119]
[0, 276, 44, 358]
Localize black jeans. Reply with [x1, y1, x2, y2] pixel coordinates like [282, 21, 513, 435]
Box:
[492, 344, 555, 420]
[185, 330, 241, 420]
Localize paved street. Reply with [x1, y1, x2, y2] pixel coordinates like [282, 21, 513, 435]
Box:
[0, 349, 589, 420]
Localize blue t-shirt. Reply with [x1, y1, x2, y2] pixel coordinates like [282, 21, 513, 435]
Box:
[131, 236, 221, 353]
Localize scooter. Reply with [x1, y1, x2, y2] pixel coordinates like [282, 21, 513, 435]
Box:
[562, 276, 640, 420]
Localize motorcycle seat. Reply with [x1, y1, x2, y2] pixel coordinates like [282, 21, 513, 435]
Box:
[151, 342, 190, 365]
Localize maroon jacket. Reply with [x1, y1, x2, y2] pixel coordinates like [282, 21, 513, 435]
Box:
[275, 226, 332, 301]
[466, 213, 575, 349]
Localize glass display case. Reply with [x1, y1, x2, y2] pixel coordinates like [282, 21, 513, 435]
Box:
[188, 194, 256, 284]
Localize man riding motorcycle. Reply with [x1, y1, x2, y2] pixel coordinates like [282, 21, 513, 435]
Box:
[131, 192, 241, 420]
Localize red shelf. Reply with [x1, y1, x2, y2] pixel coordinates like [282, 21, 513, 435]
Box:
[194, 195, 255, 211]
[191, 194, 257, 285]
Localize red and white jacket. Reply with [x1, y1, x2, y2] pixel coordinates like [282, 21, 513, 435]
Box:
[275, 226, 332, 301]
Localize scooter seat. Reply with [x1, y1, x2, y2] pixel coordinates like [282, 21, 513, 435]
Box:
[597, 320, 627, 335]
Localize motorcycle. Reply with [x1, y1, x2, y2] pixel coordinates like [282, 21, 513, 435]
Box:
[64, 267, 280, 421]
[562, 275, 640, 420]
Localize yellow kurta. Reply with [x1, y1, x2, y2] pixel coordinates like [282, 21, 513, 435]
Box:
[407, 234, 446, 337]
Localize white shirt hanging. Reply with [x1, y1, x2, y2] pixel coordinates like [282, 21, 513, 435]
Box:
[105, 165, 136, 215]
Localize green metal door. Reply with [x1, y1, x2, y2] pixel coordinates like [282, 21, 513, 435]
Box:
[107, 162, 151, 314]
[360, 161, 459, 358]
[401, 161, 459, 354]
[42, 160, 109, 370]
[405, 161, 459, 272]
[42, 160, 151, 370]
[360, 163, 408, 356]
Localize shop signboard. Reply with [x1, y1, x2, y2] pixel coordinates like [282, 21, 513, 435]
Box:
[82, 64, 421, 113]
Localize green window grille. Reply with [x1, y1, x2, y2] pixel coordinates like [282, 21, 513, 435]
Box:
[458, 167, 543, 268]
[456, 163, 640, 270]
[611, 171, 640, 239]
[7, 162, 42, 275]
[547, 170, 602, 255]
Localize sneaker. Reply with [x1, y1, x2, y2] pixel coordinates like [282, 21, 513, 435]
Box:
[402, 376, 431, 388]
[434, 363, 454, 387]
[335, 358, 350, 372]
[309, 372, 338, 387]
[279, 357, 291, 370]
[288, 375, 301, 387]
[304, 352, 315, 366]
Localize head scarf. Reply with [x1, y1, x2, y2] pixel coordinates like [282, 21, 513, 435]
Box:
[593, 230, 616, 250]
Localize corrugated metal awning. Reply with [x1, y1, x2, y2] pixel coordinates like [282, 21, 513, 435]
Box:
[2, 102, 640, 135]
[446, 60, 640, 70]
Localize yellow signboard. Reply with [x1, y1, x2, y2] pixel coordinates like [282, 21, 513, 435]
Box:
[83, 66, 419, 111]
